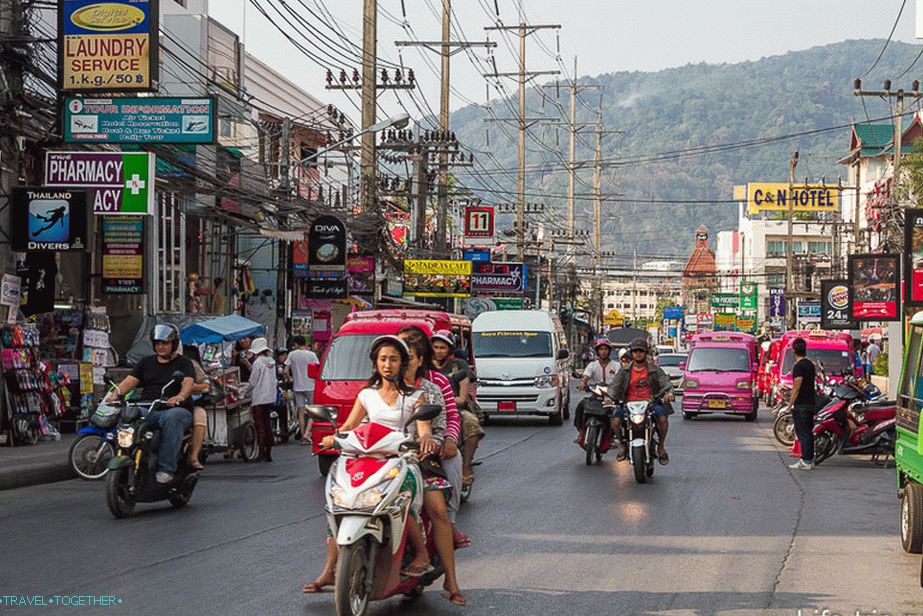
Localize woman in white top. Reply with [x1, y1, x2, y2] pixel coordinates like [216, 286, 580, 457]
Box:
[306, 336, 438, 594]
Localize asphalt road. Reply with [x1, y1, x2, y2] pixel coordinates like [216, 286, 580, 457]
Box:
[1, 390, 920, 616]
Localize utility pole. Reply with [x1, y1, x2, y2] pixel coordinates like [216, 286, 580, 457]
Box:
[484, 22, 560, 260]
[785, 150, 798, 330]
[360, 0, 377, 215]
[396, 5, 494, 255]
[0, 0, 25, 278]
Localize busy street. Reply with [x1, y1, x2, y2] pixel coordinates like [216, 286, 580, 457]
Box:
[1, 386, 918, 615]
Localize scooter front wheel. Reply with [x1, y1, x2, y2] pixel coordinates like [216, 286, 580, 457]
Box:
[105, 468, 135, 518]
[584, 424, 598, 466]
[772, 412, 795, 447]
[631, 444, 647, 484]
[335, 541, 371, 616]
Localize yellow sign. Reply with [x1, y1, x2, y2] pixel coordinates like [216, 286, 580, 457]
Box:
[403, 259, 472, 276]
[746, 183, 839, 215]
[714, 312, 736, 327]
[604, 309, 625, 326]
[79, 362, 94, 395]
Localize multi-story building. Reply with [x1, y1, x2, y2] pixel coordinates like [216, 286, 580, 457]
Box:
[580, 264, 683, 322]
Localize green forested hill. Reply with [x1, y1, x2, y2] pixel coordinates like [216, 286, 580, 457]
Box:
[450, 39, 921, 263]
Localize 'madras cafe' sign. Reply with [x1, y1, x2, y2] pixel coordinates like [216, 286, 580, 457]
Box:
[44, 151, 155, 215]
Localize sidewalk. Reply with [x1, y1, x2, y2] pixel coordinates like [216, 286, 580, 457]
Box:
[0, 434, 76, 490]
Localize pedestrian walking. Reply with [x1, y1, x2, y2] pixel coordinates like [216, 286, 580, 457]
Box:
[788, 337, 816, 470]
[867, 339, 881, 373]
[284, 335, 319, 443]
[245, 337, 277, 462]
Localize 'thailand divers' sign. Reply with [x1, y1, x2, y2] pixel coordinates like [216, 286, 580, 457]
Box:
[10, 188, 89, 251]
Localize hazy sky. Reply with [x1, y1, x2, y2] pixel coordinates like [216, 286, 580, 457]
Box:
[208, 0, 920, 123]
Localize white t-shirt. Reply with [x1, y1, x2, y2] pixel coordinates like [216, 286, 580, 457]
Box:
[582, 360, 619, 386]
[285, 348, 319, 392]
[357, 387, 425, 431]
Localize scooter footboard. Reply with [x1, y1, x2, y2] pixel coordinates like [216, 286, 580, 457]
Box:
[336, 515, 384, 546]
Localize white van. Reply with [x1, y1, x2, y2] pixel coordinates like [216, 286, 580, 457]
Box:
[471, 310, 570, 425]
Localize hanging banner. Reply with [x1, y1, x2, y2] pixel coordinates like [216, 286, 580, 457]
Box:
[739, 281, 758, 311]
[101, 215, 144, 294]
[59, 0, 159, 93]
[820, 279, 857, 330]
[403, 259, 472, 298]
[710, 293, 739, 309]
[745, 183, 839, 215]
[64, 96, 216, 144]
[471, 262, 526, 293]
[849, 254, 901, 321]
[308, 215, 347, 273]
[44, 151, 155, 215]
[10, 187, 89, 251]
[905, 208, 923, 306]
[347, 256, 375, 295]
[769, 287, 786, 318]
[292, 238, 309, 278]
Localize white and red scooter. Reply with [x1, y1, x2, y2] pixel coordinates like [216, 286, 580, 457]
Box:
[307, 404, 443, 616]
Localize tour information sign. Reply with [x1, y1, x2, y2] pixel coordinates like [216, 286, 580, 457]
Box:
[64, 97, 216, 144]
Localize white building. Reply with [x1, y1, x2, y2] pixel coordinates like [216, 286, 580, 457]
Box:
[582, 265, 683, 322]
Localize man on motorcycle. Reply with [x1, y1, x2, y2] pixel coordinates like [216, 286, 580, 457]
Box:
[108, 324, 196, 484]
[607, 338, 675, 464]
[574, 338, 620, 433]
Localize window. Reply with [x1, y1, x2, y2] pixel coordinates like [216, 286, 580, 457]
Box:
[899, 326, 923, 412]
[473, 331, 553, 358]
[808, 241, 832, 255]
[321, 334, 376, 380]
[767, 273, 785, 287]
[687, 348, 750, 372]
[767, 240, 785, 257]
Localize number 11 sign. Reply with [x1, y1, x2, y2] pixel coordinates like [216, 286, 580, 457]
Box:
[464, 206, 494, 238]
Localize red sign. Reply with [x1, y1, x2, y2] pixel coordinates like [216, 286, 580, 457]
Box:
[906, 208, 923, 306]
[848, 254, 901, 321]
[464, 206, 494, 238]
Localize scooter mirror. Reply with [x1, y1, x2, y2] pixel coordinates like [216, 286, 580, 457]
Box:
[305, 405, 337, 426]
[407, 403, 442, 425]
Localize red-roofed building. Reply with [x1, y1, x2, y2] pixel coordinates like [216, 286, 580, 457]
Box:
[682, 225, 718, 315]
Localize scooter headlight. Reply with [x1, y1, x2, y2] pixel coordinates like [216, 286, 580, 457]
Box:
[630, 412, 646, 425]
[116, 427, 135, 448]
[331, 484, 384, 509]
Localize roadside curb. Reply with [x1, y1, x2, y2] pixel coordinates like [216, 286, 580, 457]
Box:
[0, 462, 74, 491]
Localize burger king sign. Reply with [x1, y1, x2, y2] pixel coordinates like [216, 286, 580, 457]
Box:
[821, 280, 857, 330]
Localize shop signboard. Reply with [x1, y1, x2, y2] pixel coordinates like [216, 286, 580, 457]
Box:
[493, 298, 524, 310]
[663, 306, 683, 320]
[101, 215, 144, 294]
[905, 208, 923, 306]
[769, 287, 786, 317]
[797, 300, 821, 322]
[820, 279, 857, 330]
[739, 281, 758, 311]
[604, 309, 625, 327]
[735, 316, 756, 333]
[714, 312, 736, 330]
[292, 238, 309, 278]
[848, 253, 901, 321]
[347, 256, 375, 295]
[464, 206, 494, 238]
[463, 249, 491, 263]
[0, 274, 21, 308]
[462, 297, 525, 318]
[64, 96, 216, 144]
[711, 293, 739, 309]
[696, 313, 713, 331]
[10, 187, 89, 251]
[305, 278, 348, 299]
[403, 259, 471, 298]
[58, 0, 159, 93]
[471, 262, 526, 293]
[745, 182, 839, 215]
[44, 151, 155, 215]
[308, 215, 347, 273]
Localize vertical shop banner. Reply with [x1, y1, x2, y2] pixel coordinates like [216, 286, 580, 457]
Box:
[739, 281, 758, 311]
[44, 151, 155, 215]
[403, 260, 472, 298]
[59, 0, 159, 92]
[905, 208, 923, 306]
[10, 187, 89, 251]
[308, 215, 347, 273]
[848, 254, 901, 321]
[347, 256, 376, 295]
[292, 238, 309, 278]
[64, 96, 216, 144]
[101, 216, 144, 293]
[471, 262, 526, 293]
[769, 287, 786, 318]
[820, 279, 858, 330]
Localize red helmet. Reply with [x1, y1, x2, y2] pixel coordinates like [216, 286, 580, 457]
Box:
[431, 329, 456, 349]
[594, 338, 613, 350]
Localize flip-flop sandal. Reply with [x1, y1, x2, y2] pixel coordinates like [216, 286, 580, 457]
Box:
[442, 591, 467, 606]
[401, 563, 434, 578]
[302, 580, 333, 593]
[616, 452, 628, 462]
[453, 531, 471, 549]
[658, 452, 670, 465]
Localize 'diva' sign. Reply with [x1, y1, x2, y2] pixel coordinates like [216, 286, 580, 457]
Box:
[44, 151, 155, 215]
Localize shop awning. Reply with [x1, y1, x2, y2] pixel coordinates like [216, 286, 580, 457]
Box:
[180, 315, 265, 344]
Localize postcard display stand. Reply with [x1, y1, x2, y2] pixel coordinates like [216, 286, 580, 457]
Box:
[1, 324, 69, 445]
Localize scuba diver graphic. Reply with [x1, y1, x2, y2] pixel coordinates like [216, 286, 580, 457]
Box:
[31, 204, 67, 238]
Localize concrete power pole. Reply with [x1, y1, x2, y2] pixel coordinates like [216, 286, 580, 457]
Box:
[484, 23, 560, 260]
[0, 0, 25, 276]
[360, 0, 378, 215]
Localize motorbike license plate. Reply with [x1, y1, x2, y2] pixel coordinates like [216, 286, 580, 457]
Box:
[498, 401, 516, 411]
[707, 399, 727, 409]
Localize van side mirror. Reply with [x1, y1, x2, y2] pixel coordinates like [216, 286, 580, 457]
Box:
[679, 362, 686, 371]
[557, 349, 569, 360]
[307, 363, 320, 380]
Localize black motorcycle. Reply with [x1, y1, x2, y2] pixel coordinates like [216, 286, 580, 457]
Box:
[579, 385, 615, 466]
[105, 373, 199, 518]
[617, 385, 671, 484]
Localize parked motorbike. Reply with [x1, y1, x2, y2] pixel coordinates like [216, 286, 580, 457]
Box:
[306, 403, 444, 616]
[811, 381, 895, 465]
[69, 401, 119, 480]
[773, 375, 878, 447]
[616, 385, 671, 484]
[272, 381, 300, 444]
[577, 385, 614, 466]
[104, 373, 200, 518]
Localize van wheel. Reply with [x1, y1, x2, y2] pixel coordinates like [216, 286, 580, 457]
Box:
[549, 408, 563, 426]
[683, 412, 696, 420]
[902, 483, 923, 553]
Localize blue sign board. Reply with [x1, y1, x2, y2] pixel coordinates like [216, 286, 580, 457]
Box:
[64, 97, 216, 144]
[769, 287, 786, 318]
[663, 306, 683, 320]
[797, 300, 821, 319]
[463, 249, 491, 263]
[668, 326, 677, 338]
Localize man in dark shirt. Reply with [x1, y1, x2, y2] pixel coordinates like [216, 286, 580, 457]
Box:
[108, 324, 196, 483]
[788, 337, 817, 470]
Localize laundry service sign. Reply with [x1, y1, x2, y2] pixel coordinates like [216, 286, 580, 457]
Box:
[44, 151, 155, 215]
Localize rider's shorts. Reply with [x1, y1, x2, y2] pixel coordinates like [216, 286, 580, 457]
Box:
[461, 410, 484, 440]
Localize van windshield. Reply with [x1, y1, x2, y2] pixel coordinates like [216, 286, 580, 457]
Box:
[320, 334, 377, 380]
[687, 347, 750, 373]
[781, 347, 853, 375]
[473, 331, 553, 358]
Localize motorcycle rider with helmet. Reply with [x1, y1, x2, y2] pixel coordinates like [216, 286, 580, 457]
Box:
[107, 324, 196, 484]
[607, 338, 675, 465]
[573, 338, 620, 433]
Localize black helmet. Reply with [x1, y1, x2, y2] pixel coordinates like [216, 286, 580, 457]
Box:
[151, 323, 180, 353]
[628, 338, 649, 353]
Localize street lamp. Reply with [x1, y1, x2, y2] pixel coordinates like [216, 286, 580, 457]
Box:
[296, 112, 410, 166]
